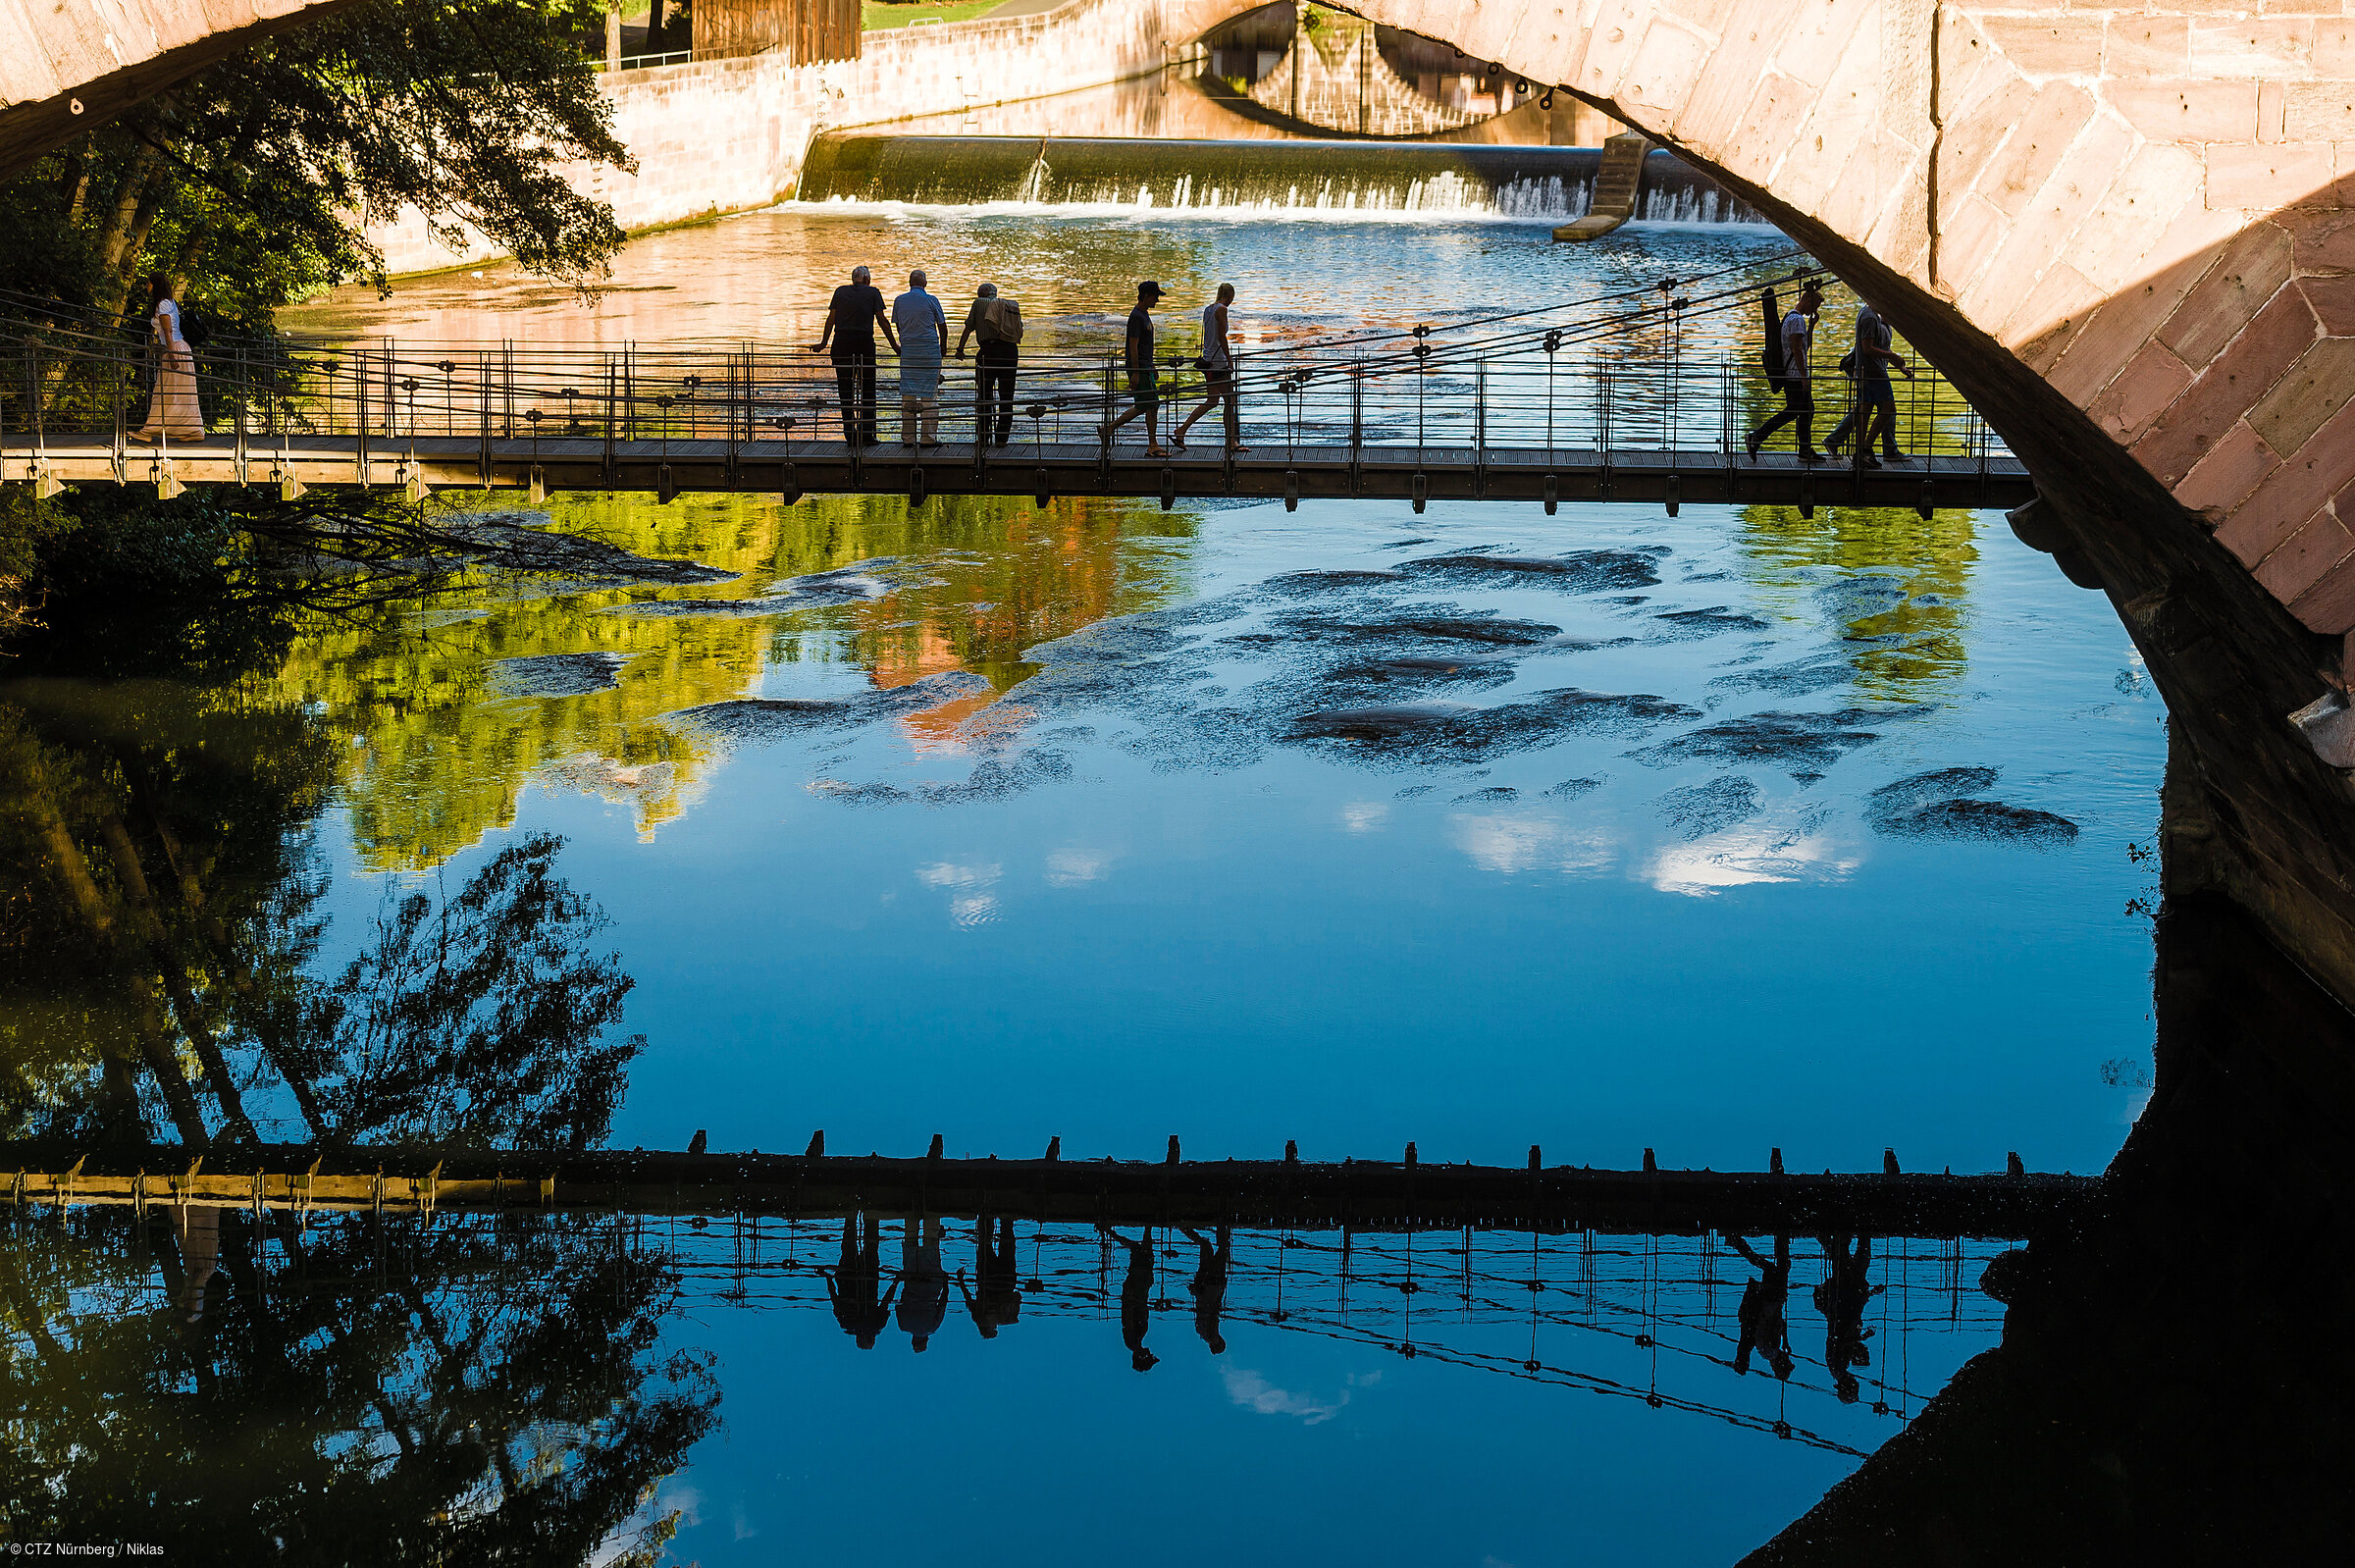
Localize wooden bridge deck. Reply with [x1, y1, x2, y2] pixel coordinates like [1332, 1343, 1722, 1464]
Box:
[5, 432, 2038, 512]
[2, 1142, 2097, 1238]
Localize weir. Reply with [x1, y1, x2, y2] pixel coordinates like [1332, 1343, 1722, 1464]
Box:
[797, 131, 1761, 222]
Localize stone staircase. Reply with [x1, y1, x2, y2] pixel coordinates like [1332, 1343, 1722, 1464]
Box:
[1552, 129, 1650, 241]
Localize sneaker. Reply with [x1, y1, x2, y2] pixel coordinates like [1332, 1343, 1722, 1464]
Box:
[1744, 435, 1762, 460]
[1799, 449, 1825, 463]
[1860, 455, 1883, 470]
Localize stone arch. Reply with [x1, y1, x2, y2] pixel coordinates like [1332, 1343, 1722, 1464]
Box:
[0, 0, 362, 177]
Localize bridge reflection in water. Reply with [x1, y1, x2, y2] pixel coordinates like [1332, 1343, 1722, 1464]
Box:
[10, 1199, 2010, 1462]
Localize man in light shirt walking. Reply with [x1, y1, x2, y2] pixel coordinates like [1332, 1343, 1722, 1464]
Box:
[1747, 281, 1824, 462]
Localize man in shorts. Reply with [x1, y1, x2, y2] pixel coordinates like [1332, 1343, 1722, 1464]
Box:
[1103, 279, 1166, 456]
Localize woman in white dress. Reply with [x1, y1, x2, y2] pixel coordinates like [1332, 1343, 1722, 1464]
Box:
[134, 273, 204, 443]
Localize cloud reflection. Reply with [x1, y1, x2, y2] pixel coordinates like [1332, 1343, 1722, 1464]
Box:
[1448, 812, 1615, 876]
[1223, 1368, 1347, 1426]
[1646, 821, 1858, 897]
[916, 862, 1004, 926]
[1046, 848, 1115, 885]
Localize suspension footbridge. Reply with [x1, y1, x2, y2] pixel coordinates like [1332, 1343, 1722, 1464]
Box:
[2, 269, 2035, 518]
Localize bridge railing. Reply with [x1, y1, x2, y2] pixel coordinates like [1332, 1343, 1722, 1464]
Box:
[0, 326, 2012, 487]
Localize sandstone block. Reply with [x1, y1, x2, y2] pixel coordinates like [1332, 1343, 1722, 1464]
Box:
[2110, 79, 2262, 144]
[2139, 283, 2323, 487]
[1978, 15, 2107, 79]
[2254, 511, 2355, 607]
[2286, 82, 2355, 140]
[2300, 275, 2355, 336]
[2286, 559, 2355, 637]
[2188, 18, 2320, 79]
[2105, 16, 2191, 78]
[2217, 393, 2355, 564]
[2008, 265, 2114, 358]
[1719, 70, 1815, 188]
[2173, 419, 2280, 521]
[1667, 13, 1788, 150]
[1934, 73, 2039, 197]
[1979, 80, 2098, 219]
[2080, 141, 2205, 292]
[1566, 0, 1653, 101]
[2207, 142, 2338, 211]
[2289, 203, 2355, 273]
[1931, 191, 2011, 302]
[2316, 25, 2355, 79]
[2053, 229, 2214, 404]
[2249, 336, 2355, 460]
[2088, 340, 2195, 442]
[1618, 17, 1710, 124]
[1765, 0, 1853, 90]
[2159, 220, 2295, 368]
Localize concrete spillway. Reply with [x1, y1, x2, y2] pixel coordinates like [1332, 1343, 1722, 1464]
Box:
[795, 132, 1764, 223]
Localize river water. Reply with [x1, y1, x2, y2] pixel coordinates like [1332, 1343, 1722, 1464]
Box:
[4, 112, 2169, 1564]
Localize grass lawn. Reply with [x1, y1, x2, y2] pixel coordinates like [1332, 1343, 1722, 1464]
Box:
[862, 1, 1006, 29]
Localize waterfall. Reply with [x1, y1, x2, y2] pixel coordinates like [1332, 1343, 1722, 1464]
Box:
[795, 134, 1770, 226]
[1015, 136, 1051, 205]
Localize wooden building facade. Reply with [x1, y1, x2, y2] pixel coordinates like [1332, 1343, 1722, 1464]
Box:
[694, 0, 863, 65]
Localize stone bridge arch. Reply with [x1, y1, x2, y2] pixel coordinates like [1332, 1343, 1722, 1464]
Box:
[0, 0, 359, 175]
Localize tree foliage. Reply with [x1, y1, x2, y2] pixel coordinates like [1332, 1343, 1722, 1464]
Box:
[0, 0, 632, 325]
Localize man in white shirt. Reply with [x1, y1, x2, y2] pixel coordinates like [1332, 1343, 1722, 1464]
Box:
[1747, 282, 1824, 462]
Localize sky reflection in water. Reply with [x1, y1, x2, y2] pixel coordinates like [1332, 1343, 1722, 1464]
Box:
[20, 200, 2168, 1562]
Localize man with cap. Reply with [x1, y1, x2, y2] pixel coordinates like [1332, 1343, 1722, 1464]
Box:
[1103, 280, 1167, 457]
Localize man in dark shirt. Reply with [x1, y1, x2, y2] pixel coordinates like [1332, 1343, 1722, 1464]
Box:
[1102, 280, 1166, 456]
[811, 264, 897, 445]
[823, 1213, 895, 1349]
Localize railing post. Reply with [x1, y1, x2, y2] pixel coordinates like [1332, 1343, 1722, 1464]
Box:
[603, 353, 617, 485]
[480, 349, 494, 487]
[1474, 359, 1487, 498]
[355, 350, 370, 488]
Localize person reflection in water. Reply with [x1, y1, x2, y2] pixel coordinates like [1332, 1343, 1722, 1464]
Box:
[1727, 1233, 1795, 1381]
[898, 1217, 951, 1352]
[172, 1205, 222, 1325]
[1098, 1225, 1159, 1371]
[1815, 1234, 1883, 1402]
[1179, 1226, 1231, 1354]
[959, 1215, 1023, 1338]
[825, 1214, 896, 1349]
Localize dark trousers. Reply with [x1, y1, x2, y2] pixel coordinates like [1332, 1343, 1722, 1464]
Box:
[832, 348, 877, 444]
[975, 349, 1018, 446]
[1825, 377, 1900, 456]
[1751, 378, 1814, 453]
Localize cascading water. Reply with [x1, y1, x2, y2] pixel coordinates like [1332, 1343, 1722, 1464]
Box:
[795, 134, 1769, 226]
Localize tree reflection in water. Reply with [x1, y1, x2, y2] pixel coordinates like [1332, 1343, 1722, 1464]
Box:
[0, 1203, 714, 1561]
[0, 677, 701, 1558]
[0, 682, 644, 1153]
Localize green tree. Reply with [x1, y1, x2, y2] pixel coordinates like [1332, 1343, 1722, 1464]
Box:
[1, 0, 632, 325]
